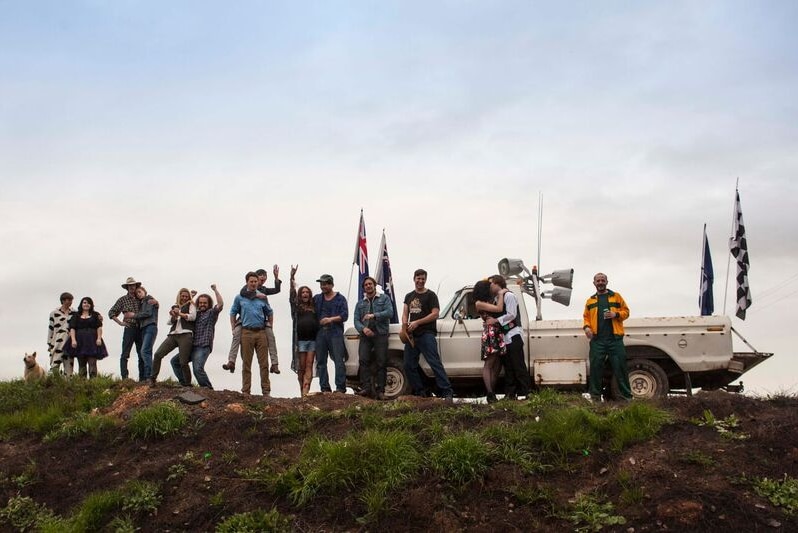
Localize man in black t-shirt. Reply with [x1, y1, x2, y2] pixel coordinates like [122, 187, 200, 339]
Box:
[402, 269, 453, 401]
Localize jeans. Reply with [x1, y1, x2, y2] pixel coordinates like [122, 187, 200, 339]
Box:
[120, 325, 142, 380]
[316, 328, 347, 392]
[139, 324, 157, 381]
[403, 332, 452, 397]
[358, 334, 388, 393]
[190, 346, 213, 388]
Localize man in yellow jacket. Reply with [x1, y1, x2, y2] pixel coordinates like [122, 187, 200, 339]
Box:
[582, 273, 632, 401]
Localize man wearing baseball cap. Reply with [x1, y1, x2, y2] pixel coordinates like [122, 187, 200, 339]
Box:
[109, 276, 144, 380]
[313, 274, 349, 393]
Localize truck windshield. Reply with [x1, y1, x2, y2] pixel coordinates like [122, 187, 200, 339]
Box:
[439, 290, 463, 318]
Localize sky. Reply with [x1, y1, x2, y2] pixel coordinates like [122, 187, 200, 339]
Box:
[1, 1, 796, 397]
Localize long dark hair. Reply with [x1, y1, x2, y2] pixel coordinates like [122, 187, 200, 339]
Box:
[76, 297, 102, 322]
[297, 286, 315, 313]
[472, 280, 493, 303]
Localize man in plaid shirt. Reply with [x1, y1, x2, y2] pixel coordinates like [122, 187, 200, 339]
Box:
[187, 284, 224, 389]
[109, 277, 144, 380]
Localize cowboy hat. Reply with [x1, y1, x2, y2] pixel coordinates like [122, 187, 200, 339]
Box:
[121, 277, 142, 288]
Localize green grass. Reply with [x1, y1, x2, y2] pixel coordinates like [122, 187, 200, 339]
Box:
[44, 411, 118, 442]
[216, 508, 292, 532]
[604, 402, 672, 451]
[128, 401, 188, 440]
[0, 375, 120, 439]
[428, 432, 491, 485]
[282, 429, 421, 519]
[3, 480, 162, 533]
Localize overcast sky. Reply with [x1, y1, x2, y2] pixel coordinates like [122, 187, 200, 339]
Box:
[2, 1, 796, 397]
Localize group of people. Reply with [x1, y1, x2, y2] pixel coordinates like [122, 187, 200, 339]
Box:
[45, 267, 633, 402]
[47, 277, 225, 387]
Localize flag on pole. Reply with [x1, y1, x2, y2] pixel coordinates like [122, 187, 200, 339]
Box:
[353, 210, 369, 301]
[375, 230, 399, 323]
[729, 190, 751, 319]
[699, 224, 714, 316]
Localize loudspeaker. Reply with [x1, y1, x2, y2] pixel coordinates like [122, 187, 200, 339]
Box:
[543, 287, 572, 306]
[545, 269, 574, 289]
[498, 258, 525, 277]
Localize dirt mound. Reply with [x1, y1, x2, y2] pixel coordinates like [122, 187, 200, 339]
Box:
[1, 386, 797, 532]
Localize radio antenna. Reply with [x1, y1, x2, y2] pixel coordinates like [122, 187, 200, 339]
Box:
[536, 192, 543, 271]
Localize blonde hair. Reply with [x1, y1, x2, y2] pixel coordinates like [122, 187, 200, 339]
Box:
[175, 288, 192, 306]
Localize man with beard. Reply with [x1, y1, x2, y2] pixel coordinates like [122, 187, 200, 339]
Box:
[189, 284, 224, 389]
[109, 277, 143, 380]
[313, 274, 349, 393]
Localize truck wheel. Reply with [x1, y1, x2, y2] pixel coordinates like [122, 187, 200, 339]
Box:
[384, 358, 410, 400]
[613, 359, 669, 400]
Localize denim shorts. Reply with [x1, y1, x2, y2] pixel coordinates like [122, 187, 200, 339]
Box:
[297, 340, 316, 352]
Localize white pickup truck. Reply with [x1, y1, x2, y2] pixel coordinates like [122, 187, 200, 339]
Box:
[344, 265, 772, 400]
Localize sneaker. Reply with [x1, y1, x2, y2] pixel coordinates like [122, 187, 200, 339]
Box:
[486, 393, 498, 404]
[375, 392, 386, 401]
[356, 388, 373, 398]
[443, 393, 454, 404]
[222, 362, 235, 373]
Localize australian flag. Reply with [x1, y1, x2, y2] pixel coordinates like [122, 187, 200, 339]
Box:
[699, 224, 714, 316]
[353, 210, 369, 301]
[730, 189, 751, 320]
[375, 230, 399, 323]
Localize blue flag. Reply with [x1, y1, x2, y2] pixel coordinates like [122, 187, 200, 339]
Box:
[375, 230, 399, 323]
[700, 225, 714, 316]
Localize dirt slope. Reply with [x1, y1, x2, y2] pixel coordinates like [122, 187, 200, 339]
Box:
[1, 386, 796, 532]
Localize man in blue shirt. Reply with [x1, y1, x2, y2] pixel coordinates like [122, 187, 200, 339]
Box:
[230, 272, 274, 396]
[313, 274, 349, 393]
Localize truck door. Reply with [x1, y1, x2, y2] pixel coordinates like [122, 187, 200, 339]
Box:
[436, 289, 483, 378]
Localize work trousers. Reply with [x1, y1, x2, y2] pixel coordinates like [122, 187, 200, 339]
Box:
[241, 328, 270, 395]
[589, 336, 632, 400]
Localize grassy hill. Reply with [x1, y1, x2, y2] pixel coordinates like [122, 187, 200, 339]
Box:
[1, 377, 796, 532]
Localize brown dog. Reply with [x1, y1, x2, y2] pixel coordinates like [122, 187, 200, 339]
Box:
[23, 352, 46, 382]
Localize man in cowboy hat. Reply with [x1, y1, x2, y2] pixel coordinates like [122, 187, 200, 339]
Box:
[109, 276, 144, 380]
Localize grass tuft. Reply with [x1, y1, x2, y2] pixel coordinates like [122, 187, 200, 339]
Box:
[429, 432, 491, 485]
[216, 508, 292, 532]
[44, 411, 118, 442]
[128, 401, 188, 440]
[284, 429, 421, 519]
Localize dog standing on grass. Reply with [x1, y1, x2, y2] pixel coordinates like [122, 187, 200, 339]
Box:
[23, 352, 46, 382]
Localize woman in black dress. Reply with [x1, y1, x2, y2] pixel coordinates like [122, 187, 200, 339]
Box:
[473, 280, 508, 403]
[290, 265, 319, 397]
[67, 297, 108, 378]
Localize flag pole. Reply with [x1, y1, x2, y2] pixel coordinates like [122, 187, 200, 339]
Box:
[347, 209, 363, 305]
[722, 178, 739, 315]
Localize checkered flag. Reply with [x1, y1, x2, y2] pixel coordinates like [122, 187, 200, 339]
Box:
[729, 190, 751, 319]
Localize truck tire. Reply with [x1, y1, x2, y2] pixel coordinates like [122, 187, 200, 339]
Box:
[384, 357, 410, 400]
[613, 359, 669, 400]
